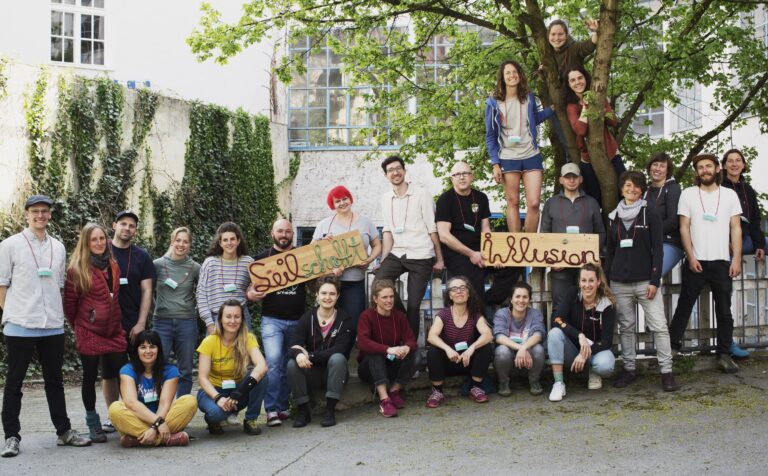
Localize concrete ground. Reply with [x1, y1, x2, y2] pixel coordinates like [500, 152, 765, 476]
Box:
[2, 356, 767, 475]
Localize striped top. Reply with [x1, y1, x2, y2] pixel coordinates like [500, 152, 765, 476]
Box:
[196, 255, 254, 326]
[436, 307, 479, 347]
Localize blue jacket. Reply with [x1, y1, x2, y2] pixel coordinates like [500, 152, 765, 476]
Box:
[485, 92, 554, 166]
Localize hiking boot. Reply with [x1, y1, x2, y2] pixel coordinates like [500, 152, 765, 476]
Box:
[164, 431, 189, 447]
[321, 407, 337, 427]
[718, 354, 739, 374]
[1, 437, 20, 457]
[206, 421, 224, 435]
[529, 381, 544, 396]
[730, 342, 750, 359]
[85, 410, 107, 443]
[661, 372, 679, 392]
[612, 370, 637, 389]
[388, 390, 406, 409]
[468, 386, 489, 403]
[120, 435, 141, 448]
[425, 388, 445, 408]
[588, 371, 603, 390]
[293, 404, 311, 428]
[266, 411, 282, 427]
[379, 398, 398, 418]
[549, 382, 566, 402]
[56, 429, 92, 447]
[101, 419, 116, 434]
[243, 419, 261, 435]
[497, 380, 512, 397]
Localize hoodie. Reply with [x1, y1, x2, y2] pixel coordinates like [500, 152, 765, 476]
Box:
[289, 308, 352, 366]
[644, 178, 682, 248]
[485, 92, 554, 166]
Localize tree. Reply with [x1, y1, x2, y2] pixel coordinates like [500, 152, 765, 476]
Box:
[188, 0, 768, 213]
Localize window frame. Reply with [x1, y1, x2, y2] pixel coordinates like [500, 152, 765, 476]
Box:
[49, 0, 107, 68]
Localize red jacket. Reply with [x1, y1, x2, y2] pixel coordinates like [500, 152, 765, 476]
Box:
[567, 102, 619, 162]
[357, 308, 417, 362]
[64, 262, 126, 355]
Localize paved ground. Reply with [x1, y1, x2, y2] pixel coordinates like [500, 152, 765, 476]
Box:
[2, 356, 767, 475]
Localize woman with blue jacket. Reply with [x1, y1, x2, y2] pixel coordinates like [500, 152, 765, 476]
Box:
[485, 60, 554, 233]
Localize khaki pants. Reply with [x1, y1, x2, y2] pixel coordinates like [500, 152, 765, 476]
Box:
[108, 394, 196, 443]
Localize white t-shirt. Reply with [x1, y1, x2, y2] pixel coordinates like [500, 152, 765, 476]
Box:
[678, 186, 742, 261]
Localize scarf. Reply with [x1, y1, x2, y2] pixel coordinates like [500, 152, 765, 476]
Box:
[89, 253, 110, 271]
[615, 199, 646, 230]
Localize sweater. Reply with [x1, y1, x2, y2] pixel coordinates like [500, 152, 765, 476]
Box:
[492, 307, 546, 342]
[288, 308, 352, 366]
[605, 204, 664, 287]
[722, 177, 766, 252]
[153, 256, 201, 320]
[566, 102, 619, 162]
[485, 92, 554, 166]
[644, 179, 682, 248]
[356, 308, 417, 362]
[554, 37, 596, 81]
[540, 190, 606, 252]
[196, 255, 254, 326]
[552, 287, 615, 355]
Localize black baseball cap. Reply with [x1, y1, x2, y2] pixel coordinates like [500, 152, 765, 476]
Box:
[25, 195, 53, 209]
[114, 210, 139, 223]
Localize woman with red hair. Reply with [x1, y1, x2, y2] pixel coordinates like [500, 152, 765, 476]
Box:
[313, 186, 381, 352]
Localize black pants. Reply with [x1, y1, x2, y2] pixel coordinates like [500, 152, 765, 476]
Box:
[2, 334, 71, 440]
[358, 353, 416, 388]
[80, 352, 127, 411]
[374, 254, 435, 338]
[427, 344, 492, 382]
[669, 260, 733, 354]
[444, 255, 523, 308]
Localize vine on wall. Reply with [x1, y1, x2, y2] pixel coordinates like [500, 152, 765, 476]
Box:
[24, 67, 48, 189]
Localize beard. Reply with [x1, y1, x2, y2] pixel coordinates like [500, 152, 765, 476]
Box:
[697, 173, 717, 186]
[273, 236, 291, 248]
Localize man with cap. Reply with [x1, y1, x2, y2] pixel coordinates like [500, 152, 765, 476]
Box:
[0, 195, 91, 457]
[669, 153, 743, 373]
[540, 163, 605, 313]
[102, 210, 156, 432]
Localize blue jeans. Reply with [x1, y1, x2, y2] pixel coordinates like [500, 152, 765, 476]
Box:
[661, 243, 685, 277]
[547, 327, 614, 377]
[196, 376, 267, 422]
[153, 317, 198, 396]
[261, 316, 299, 413]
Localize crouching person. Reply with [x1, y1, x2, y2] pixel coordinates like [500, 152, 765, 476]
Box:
[108, 331, 196, 447]
[287, 276, 351, 428]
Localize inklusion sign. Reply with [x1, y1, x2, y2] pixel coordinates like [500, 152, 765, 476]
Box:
[249, 230, 367, 293]
[481, 232, 599, 268]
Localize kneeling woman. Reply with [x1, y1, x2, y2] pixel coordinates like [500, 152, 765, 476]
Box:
[108, 331, 196, 447]
[426, 276, 493, 408]
[197, 300, 268, 435]
[287, 276, 352, 428]
[547, 263, 616, 402]
[357, 280, 417, 418]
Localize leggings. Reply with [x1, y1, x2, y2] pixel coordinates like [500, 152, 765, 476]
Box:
[80, 352, 127, 411]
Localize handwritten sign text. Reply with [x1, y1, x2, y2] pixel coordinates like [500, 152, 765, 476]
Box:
[482, 232, 599, 268]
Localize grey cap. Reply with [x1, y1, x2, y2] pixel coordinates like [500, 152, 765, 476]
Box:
[25, 195, 53, 209]
[560, 163, 581, 177]
[114, 210, 139, 223]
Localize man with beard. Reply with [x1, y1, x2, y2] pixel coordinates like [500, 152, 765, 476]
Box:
[669, 154, 743, 373]
[251, 219, 308, 427]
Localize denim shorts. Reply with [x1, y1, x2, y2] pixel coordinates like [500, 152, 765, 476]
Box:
[499, 153, 543, 173]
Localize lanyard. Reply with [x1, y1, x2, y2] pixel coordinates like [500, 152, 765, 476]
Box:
[501, 98, 525, 138]
[390, 195, 410, 230]
[163, 257, 192, 286]
[21, 231, 53, 269]
[509, 309, 528, 339]
[220, 257, 241, 286]
[376, 311, 398, 347]
[109, 243, 132, 279]
[580, 302, 599, 340]
[616, 208, 642, 243]
[559, 196, 585, 228]
[698, 186, 720, 216]
[454, 190, 478, 230]
[327, 213, 354, 235]
[643, 184, 666, 207]
[311, 309, 337, 352]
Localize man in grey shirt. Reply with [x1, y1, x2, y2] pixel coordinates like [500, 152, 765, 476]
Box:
[0, 195, 91, 457]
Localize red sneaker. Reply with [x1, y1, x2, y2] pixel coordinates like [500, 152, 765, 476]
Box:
[388, 390, 406, 409]
[164, 431, 189, 447]
[277, 410, 290, 421]
[425, 388, 444, 408]
[469, 386, 489, 403]
[120, 435, 141, 448]
[379, 398, 398, 418]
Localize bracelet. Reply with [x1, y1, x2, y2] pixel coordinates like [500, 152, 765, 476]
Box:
[214, 393, 224, 403]
[151, 416, 165, 430]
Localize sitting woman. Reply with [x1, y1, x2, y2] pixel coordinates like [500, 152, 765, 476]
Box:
[287, 276, 352, 428]
[357, 280, 417, 418]
[493, 282, 547, 397]
[196, 300, 268, 435]
[108, 331, 196, 447]
[547, 263, 616, 402]
[426, 276, 494, 408]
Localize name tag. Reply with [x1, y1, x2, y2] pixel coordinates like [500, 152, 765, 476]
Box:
[393, 227, 405, 234]
[119, 277, 129, 285]
[143, 389, 158, 403]
[740, 216, 749, 224]
[164, 278, 178, 289]
[387, 354, 396, 361]
[511, 336, 523, 344]
[620, 239, 634, 248]
[37, 267, 53, 277]
[463, 223, 476, 232]
[223, 283, 237, 292]
[566, 226, 580, 234]
[454, 341, 468, 351]
[508, 135, 521, 143]
[222, 379, 237, 390]
[703, 213, 717, 222]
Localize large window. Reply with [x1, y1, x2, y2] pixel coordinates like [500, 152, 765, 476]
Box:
[672, 83, 701, 132]
[632, 104, 664, 137]
[50, 0, 105, 66]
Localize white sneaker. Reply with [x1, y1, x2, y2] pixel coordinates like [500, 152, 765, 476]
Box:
[226, 413, 239, 425]
[549, 382, 566, 402]
[588, 372, 602, 390]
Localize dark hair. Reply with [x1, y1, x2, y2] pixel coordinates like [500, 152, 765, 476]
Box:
[561, 65, 591, 106]
[130, 330, 166, 397]
[721, 148, 748, 176]
[619, 170, 648, 195]
[445, 276, 483, 320]
[314, 274, 341, 294]
[547, 19, 570, 37]
[508, 281, 532, 302]
[692, 155, 722, 186]
[206, 222, 248, 257]
[369, 279, 396, 308]
[646, 152, 674, 179]
[492, 60, 530, 102]
[381, 155, 405, 173]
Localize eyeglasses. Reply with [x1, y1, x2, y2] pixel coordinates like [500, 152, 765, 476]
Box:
[451, 172, 472, 178]
[386, 166, 404, 174]
[448, 284, 469, 293]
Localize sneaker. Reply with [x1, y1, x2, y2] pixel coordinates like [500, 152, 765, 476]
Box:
[718, 354, 739, 374]
[549, 382, 566, 402]
[388, 390, 406, 409]
[661, 372, 679, 392]
[468, 386, 489, 403]
[243, 419, 262, 435]
[277, 410, 290, 421]
[120, 435, 141, 448]
[101, 419, 116, 434]
[730, 342, 750, 359]
[226, 413, 239, 425]
[588, 372, 602, 390]
[266, 411, 282, 427]
[56, 429, 92, 447]
[612, 370, 637, 389]
[164, 431, 189, 447]
[1, 437, 20, 457]
[529, 381, 544, 396]
[425, 388, 445, 409]
[497, 380, 512, 397]
[207, 421, 224, 435]
[379, 398, 398, 418]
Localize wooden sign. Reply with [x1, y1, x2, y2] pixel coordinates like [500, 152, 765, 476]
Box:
[481, 232, 599, 268]
[249, 230, 367, 294]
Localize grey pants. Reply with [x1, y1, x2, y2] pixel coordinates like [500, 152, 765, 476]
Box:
[286, 353, 348, 405]
[494, 343, 545, 384]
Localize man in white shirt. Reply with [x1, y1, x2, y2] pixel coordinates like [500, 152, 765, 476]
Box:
[375, 155, 444, 338]
[0, 195, 91, 457]
[669, 154, 743, 373]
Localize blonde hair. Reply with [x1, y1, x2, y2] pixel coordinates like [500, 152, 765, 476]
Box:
[67, 223, 112, 295]
[166, 227, 192, 257]
[215, 299, 251, 380]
